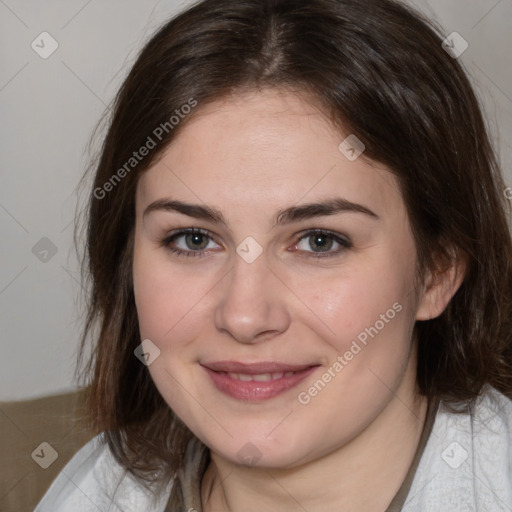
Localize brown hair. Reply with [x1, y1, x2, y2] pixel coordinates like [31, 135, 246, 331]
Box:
[77, 0, 512, 495]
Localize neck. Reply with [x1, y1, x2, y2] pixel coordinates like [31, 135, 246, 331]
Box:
[201, 368, 428, 512]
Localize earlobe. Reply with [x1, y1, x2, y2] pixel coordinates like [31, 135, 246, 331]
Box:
[415, 252, 467, 321]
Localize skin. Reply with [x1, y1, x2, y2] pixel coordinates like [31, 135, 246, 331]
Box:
[133, 88, 464, 512]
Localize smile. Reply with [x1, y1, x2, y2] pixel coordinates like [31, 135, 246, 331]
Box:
[201, 361, 319, 401]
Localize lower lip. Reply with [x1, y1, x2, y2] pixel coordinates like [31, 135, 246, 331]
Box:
[202, 366, 318, 401]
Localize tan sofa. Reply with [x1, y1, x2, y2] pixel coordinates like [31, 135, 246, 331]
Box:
[0, 389, 95, 512]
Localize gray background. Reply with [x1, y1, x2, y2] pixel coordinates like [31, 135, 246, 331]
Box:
[1, 0, 511, 401]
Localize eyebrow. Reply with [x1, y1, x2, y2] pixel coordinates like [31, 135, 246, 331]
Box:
[143, 197, 379, 225]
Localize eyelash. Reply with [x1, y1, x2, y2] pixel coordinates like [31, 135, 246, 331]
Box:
[160, 228, 352, 260]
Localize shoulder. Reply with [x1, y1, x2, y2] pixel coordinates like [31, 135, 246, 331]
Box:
[469, 388, 512, 508]
[34, 434, 173, 512]
[471, 385, 512, 436]
[404, 387, 512, 512]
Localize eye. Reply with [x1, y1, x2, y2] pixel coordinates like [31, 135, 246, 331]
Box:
[161, 228, 221, 257]
[293, 230, 351, 257]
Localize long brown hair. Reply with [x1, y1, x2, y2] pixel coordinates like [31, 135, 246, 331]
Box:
[77, 0, 512, 495]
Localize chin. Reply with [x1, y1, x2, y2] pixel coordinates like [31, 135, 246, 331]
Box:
[201, 421, 321, 469]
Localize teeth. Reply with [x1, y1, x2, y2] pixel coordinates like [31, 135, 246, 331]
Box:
[253, 373, 272, 381]
[225, 371, 296, 381]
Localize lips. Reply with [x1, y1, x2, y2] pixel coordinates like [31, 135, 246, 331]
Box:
[201, 360, 318, 401]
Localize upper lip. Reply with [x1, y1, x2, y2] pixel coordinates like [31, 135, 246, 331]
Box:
[201, 361, 318, 374]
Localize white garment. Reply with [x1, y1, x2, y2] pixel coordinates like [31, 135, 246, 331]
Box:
[34, 387, 512, 512]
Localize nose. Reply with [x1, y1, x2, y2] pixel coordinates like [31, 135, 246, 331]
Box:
[214, 254, 291, 344]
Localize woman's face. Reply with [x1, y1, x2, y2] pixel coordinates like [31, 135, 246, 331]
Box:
[133, 89, 428, 468]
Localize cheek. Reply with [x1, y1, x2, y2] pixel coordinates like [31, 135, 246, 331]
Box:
[133, 244, 203, 346]
[133, 253, 209, 415]
[299, 259, 414, 351]
[293, 267, 416, 431]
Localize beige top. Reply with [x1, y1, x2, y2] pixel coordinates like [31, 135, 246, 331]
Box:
[167, 398, 439, 512]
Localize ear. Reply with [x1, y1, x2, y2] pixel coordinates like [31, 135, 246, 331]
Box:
[415, 249, 467, 321]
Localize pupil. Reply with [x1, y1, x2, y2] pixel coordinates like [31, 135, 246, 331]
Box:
[310, 234, 333, 252]
[186, 233, 208, 250]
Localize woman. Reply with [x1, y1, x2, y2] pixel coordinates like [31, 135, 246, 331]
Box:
[35, 0, 512, 510]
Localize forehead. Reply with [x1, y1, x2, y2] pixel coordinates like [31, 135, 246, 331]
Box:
[136, 89, 404, 221]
